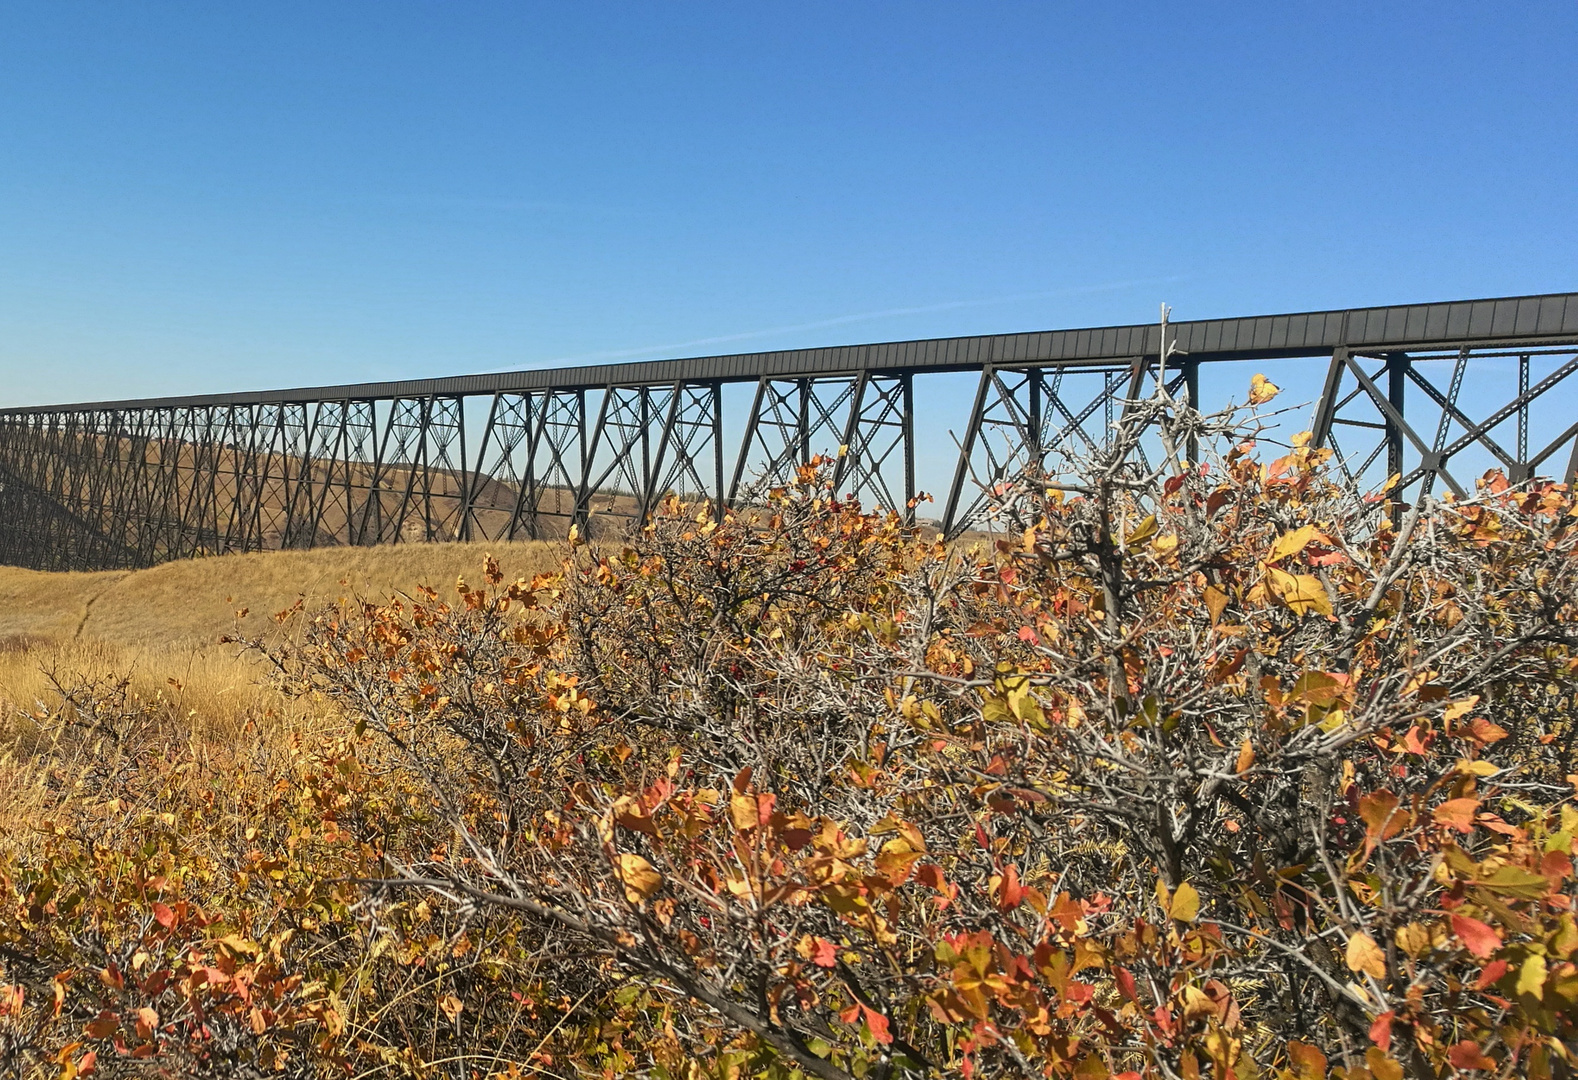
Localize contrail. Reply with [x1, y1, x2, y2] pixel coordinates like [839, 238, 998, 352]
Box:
[531, 275, 1188, 368]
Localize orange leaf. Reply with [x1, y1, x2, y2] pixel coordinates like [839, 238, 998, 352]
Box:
[997, 864, 1024, 912]
[150, 903, 175, 929]
[1358, 791, 1405, 853]
[1468, 717, 1509, 744]
[860, 1004, 893, 1045]
[1473, 959, 1508, 989]
[1432, 798, 1480, 833]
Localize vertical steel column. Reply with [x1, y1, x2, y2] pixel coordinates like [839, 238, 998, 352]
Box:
[901, 372, 915, 524]
[797, 379, 811, 466]
[1385, 354, 1408, 482]
[1518, 354, 1530, 471]
[712, 382, 725, 522]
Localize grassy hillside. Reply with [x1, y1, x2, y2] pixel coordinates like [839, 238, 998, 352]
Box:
[0, 539, 562, 723]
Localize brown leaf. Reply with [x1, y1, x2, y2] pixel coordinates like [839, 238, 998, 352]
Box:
[1286, 1040, 1327, 1080]
[1203, 585, 1229, 626]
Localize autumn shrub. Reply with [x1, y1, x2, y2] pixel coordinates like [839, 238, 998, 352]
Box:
[4, 376, 1577, 1079]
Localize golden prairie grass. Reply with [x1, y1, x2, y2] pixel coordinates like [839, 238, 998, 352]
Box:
[0, 540, 564, 829]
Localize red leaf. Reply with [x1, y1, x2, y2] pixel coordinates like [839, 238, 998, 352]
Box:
[1115, 966, 1139, 1003]
[1447, 1040, 1496, 1071]
[1451, 914, 1501, 959]
[1473, 959, 1508, 990]
[151, 902, 176, 929]
[1368, 1010, 1394, 1050]
[860, 1004, 893, 1045]
[812, 938, 837, 969]
[997, 864, 1024, 912]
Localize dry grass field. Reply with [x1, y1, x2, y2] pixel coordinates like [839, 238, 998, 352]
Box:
[0, 539, 563, 731]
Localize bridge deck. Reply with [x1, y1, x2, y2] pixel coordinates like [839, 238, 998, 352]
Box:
[5, 292, 1575, 414]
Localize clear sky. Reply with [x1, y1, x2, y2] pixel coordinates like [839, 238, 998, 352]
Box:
[1, 2, 1574, 410]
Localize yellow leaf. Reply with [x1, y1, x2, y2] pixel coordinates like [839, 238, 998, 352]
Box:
[1265, 567, 1333, 617]
[729, 792, 760, 831]
[1394, 922, 1431, 958]
[1345, 932, 1386, 979]
[1248, 373, 1282, 405]
[1127, 514, 1159, 547]
[1170, 881, 1201, 922]
[1517, 953, 1547, 999]
[1442, 696, 1481, 723]
[1151, 532, 1180, 556]
[615, 853, 663, 903]
[1180, 984, 1216, 1018]
[1268, 524, 1318, 563]
[1365, 1049, 1403, 1080]
[1234, 739, 1255, 775]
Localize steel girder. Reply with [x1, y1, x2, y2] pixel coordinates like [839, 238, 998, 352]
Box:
[2, 292, 1577, 571]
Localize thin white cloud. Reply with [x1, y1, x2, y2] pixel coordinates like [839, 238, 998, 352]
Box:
[531, 275, 1189, 368]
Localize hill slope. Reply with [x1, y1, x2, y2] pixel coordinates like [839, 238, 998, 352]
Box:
[0, 540, 561, 720]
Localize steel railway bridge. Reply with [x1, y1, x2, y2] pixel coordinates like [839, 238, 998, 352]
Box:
[2, 291, 1576, 572]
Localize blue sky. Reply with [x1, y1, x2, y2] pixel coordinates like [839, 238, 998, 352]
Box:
[1, 1, 1574, 413]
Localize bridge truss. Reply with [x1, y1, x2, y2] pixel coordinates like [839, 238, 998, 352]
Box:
[2, 292, 1575, 571]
